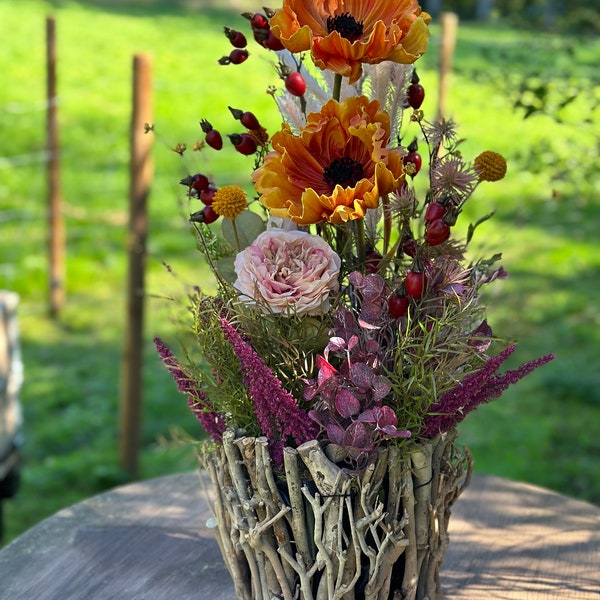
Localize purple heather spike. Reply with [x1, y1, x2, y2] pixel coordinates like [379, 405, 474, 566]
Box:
[422, 346, 554, 437]
[219, 318, 318, 465]
[153, 337, 225, 441]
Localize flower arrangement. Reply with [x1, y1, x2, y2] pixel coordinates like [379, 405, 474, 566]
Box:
[155, 0, 552, 469]
[153, 3, 555, 597]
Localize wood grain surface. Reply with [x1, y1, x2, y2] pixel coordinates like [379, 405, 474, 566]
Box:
[1, 472, 598, 599]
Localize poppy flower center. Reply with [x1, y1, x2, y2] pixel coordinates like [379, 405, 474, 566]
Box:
[323, 157, 364, 190]
[326, 12, 364, 43]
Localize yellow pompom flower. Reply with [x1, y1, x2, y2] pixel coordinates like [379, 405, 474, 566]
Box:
[211, 185, 247, 219]
[473, 151, 507, 182]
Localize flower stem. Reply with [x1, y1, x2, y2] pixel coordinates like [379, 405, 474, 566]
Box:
[230, 218, 241, 253]
[382, 193, 392, 255]
[355, 217, 366, 269]
[333, 73, 342, 102]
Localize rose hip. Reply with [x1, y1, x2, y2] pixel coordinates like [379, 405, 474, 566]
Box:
[388, 293, 410, 319]
[285, 72, 306, 96]
[200, 119, 223, 150]
[200, 186, 217, 206]
[224, 27, 247, 48]
[425, 202, 446, 223]
[403, 138, 422, 177]
[191, 173, 210, 192]
[406, 69, 425, 109]
[202, 205, 219, 224]
[228, 133, 258, 156]
[249, 13, 269, 29]
[263, 31, 284, 51]
[229, 106, 260, 130]
[228, 49, 249, 64]
[405, 270, 426, 299]
[425, 219, 451, 246]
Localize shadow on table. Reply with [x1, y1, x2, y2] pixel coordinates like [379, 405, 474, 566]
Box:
[443, 475, 600, 598]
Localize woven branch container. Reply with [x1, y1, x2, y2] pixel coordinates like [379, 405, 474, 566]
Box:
[200, 429, 472, 600]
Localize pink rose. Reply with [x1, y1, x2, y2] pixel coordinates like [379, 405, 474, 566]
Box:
[234, 229, 341, 315]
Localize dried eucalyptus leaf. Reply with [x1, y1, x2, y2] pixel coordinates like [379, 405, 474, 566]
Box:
[221, 211, 265, 251]
[215, 256, 237, 284]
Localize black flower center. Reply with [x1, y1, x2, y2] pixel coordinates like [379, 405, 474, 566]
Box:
[326, 13, 364, 43]
[323, 157, 364, 190]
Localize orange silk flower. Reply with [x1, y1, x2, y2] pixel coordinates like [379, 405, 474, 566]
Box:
[252, 96, 405, 226]
[270, 0, 431, 84]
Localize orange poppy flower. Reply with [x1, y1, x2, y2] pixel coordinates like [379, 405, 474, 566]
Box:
[251, 96, 405, 226]
[270, 0, 431, 84]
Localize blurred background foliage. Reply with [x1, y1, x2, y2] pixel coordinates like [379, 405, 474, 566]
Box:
[423, 0, 600, 33]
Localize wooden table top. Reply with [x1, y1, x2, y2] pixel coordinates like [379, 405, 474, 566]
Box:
[1, 472, 599, 599]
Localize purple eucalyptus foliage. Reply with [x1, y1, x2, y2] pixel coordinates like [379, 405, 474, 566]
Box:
[421, 344, 555, 437]
[304, 274, 411, 462]
[153, 337, 225, 441]
[219, 317, 318, 466]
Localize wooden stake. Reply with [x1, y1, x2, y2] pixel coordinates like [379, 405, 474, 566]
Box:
[437, 12, 459, 121]
[46, 16, 65, 317]
[119, 54, 153, 477]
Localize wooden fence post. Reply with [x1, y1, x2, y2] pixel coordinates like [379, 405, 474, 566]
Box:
[46, 16, 65, 317]
[437, 12, 459, 121]
[119, 54, 153, 477]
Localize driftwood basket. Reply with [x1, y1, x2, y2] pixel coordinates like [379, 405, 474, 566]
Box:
[200, 429, 472, 600]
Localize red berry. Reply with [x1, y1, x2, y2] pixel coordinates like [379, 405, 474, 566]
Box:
[285, 72, 306, 96]
[253, 28, 269, 46]
[425, 219, 451, 246]
[405, 270, 426, 299]
[200, 119, 223, 150]
[365, 250, 382, 274]
[402, 237, 417, 258]
[241, 112, 260, 130]
[200, 186, 217, 206]
[403, 151, 422, 177]
[228, 48, 249, 64]
[228, 133, 258, 156]
[205, 129, 223, 150]
[191, 173, 210, 192]
[228, 106, 260, 130]
[425, 202, 446, 223]
[224, 27, 247, 48]
[263, 30, 284, 51]
[202, 205, 219, 224]
[250, 13, 269, 29]
[406, 83, 425, 109]
[388, 294, 410, 319]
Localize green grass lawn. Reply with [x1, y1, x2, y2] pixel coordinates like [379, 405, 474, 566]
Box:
[1, 0, 599, 546]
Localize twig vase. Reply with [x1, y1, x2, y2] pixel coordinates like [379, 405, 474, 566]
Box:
[201, 429, 472, 600]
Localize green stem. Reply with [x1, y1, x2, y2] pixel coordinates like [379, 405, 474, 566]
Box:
[336, 225, 351, 268]
[382, 193, 391, 256]
[230, 218, 242, 253]
[354, 218, 366, 269]
[332, 73, 343, 102]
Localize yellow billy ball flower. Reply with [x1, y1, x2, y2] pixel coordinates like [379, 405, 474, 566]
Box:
[474, 151, 507, 182]
[211, 185, 247, 219]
